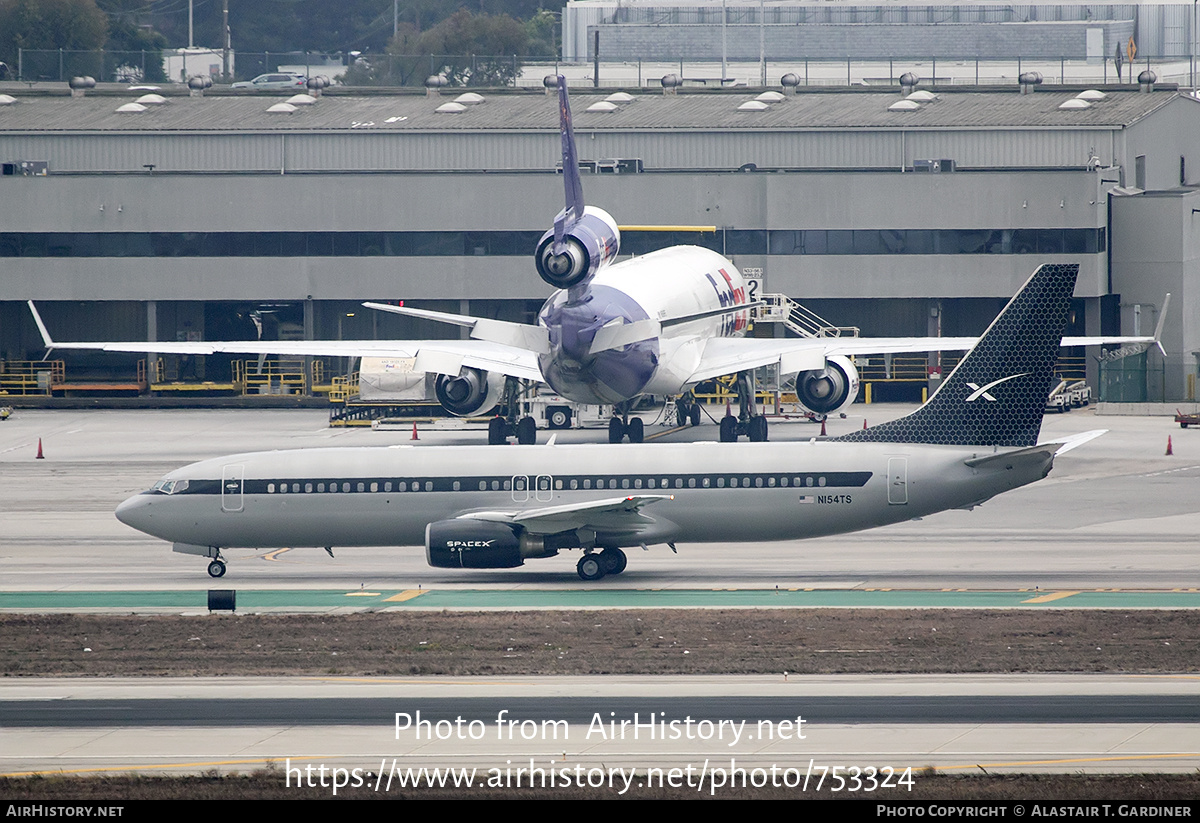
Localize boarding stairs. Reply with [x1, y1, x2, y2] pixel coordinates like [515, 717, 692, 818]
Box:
[753, 294, 859, 339]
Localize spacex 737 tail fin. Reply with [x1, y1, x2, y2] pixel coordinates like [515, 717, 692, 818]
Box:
[834, 263, 1079, 448]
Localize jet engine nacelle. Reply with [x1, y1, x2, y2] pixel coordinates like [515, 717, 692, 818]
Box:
[534, 206, 620, 289]
[434, 368, 505, 417]
[425, 520, 567, 569]
[795, 355, 860, 415]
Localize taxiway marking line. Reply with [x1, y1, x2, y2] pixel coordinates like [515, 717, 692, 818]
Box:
[384, 590, 428, 602]
[1022, 591, 1080, 603]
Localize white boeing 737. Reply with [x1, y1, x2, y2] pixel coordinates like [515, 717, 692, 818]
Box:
[114, 262, 1106, 580]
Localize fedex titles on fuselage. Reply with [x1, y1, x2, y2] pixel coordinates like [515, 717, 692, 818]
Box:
[705, 267, 749, 335]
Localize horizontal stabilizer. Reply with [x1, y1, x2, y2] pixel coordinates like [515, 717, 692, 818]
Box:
[364, 302, 549, 355]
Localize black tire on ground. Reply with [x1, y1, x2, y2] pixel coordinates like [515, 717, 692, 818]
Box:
[207, 560, 226, 578]
[719, 415, 737, 442]
[577, 554, 606, 581]
[627, 417, 644, 443]
[488, 416, 507, 445]
[600, 548, 627, 575]
[608, 417, 625, 444]
[689, 404, 702, 427]
[748, 415, 768, 442]
[516, 416, 537, 445]
[547, 407, 571, 429]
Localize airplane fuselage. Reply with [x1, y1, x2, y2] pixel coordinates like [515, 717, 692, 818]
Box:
[116, 439, 1052, 553]
[537, 246, 750, 405]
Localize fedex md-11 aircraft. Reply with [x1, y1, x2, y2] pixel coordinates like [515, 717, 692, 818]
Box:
[27, 76, 1160, 446]
[115, 263, 1106, 581]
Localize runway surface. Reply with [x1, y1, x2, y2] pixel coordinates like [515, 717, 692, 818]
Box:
[4, 675, 1200, 780]
[1, 405, 1196, 594]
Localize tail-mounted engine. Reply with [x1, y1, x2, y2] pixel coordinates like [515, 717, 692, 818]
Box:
[795, 355, 860, 415]
[426, 520, 579, 569]
[534, 206, 621, 289]
[434, 368, 505, 417]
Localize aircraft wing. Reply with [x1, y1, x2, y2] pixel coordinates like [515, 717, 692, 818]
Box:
[689, 332, 1160, 384]
[458, 494, 674, 535]
[27, 301, 544, 383]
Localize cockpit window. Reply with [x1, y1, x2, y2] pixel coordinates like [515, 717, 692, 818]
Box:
[151, 479, 188, 495]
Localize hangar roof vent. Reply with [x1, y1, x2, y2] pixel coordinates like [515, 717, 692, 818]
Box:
[435, 102, 467, 114]
[1076, 89, 1106, 101]
[606, 92, 635, 104]
[286, 94, 317, 105]
[906, 90, 938, 102]
[135, 94, 167, 105]
[454, 92, 485, 105]
[0, 94, 17, 105]
[266, 102, 297, 114]
[586, 101, 619, 113]
[1058, 98, 1092, 110]
[887, 100, 921, 111]
[737, 100, 770, 111]
[756, 91, 785, 103]
[115, 102, 147, 113]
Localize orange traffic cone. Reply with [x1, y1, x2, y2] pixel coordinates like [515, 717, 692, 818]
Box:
[35, 438, 44, 459]
[411, 423, 419, 441]
[863, 419, 868, 430]
[1166, 436, 1173, 456]
[819, 419, 827, 436]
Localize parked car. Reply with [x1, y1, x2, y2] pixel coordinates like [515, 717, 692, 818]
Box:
[231, 73, 306, 91]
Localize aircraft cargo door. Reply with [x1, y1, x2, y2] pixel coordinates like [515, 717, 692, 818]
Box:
[887, 458, 908, 505]
[222, 464, 245, 513]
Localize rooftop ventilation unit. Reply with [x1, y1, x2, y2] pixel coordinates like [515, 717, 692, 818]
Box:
[906, 90, 938, 102]
[115, 102, 147, 113]
[286, 94, 317, 105]
[454, 92, 485, 105]
[1058, 98, 1092, 110]
[737, 100, 770, 111]
[1076, 89, 1106, 101]
[266, 102, 297, 114]
[435, 102, 467, 114]
[0, 94, 16, 106]
[135, 94, 167, 105]
[586, 101, 619, 113]
[756, 91, 785, 103]
[888, 100, 921, 111]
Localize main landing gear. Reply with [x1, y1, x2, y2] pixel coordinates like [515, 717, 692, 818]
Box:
[487, 378, 539, 445]
[608, 400, 646, 444]
[719, 370, 769, 443]
[576, 548, 627, 580]
[207, 558, 226, 578]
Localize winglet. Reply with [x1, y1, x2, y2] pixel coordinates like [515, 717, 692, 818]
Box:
[1153, 293, 1171, 356]
[27, 301, 55, 351]
[554, 75, 585, 253]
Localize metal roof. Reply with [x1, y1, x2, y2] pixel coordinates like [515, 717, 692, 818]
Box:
[0, 87, 1186, 134]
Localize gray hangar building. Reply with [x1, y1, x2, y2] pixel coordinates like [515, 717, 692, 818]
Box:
[0, 79, 1196, 401]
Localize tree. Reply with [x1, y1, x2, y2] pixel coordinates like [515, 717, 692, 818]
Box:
[0, 0, 108, 68]
[416, 9, 530, 86]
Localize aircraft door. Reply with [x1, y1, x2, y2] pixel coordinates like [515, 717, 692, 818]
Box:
[535, 475, 553, 502]
[887, 457, 908, 505]
[511, 475, 529, 503]
[222, 464, 245, 513]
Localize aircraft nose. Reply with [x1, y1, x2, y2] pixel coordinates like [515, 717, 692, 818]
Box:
[115, 494, 154, 532]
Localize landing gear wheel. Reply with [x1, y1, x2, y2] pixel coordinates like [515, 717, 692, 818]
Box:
[577, 554, 606, 581]
[599, 548, 627, 575]
[547, 407, 571, 429]
[627, 417, 644, 443]
[689, 405, 702, 427]
[608, 417, 626, 444]
[516, 416, 537, 445]
[487, 416, 507, 445]
[747, 415, 769, 442]
[719, 415, 737, 442]
[207, 560, 226, 578]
